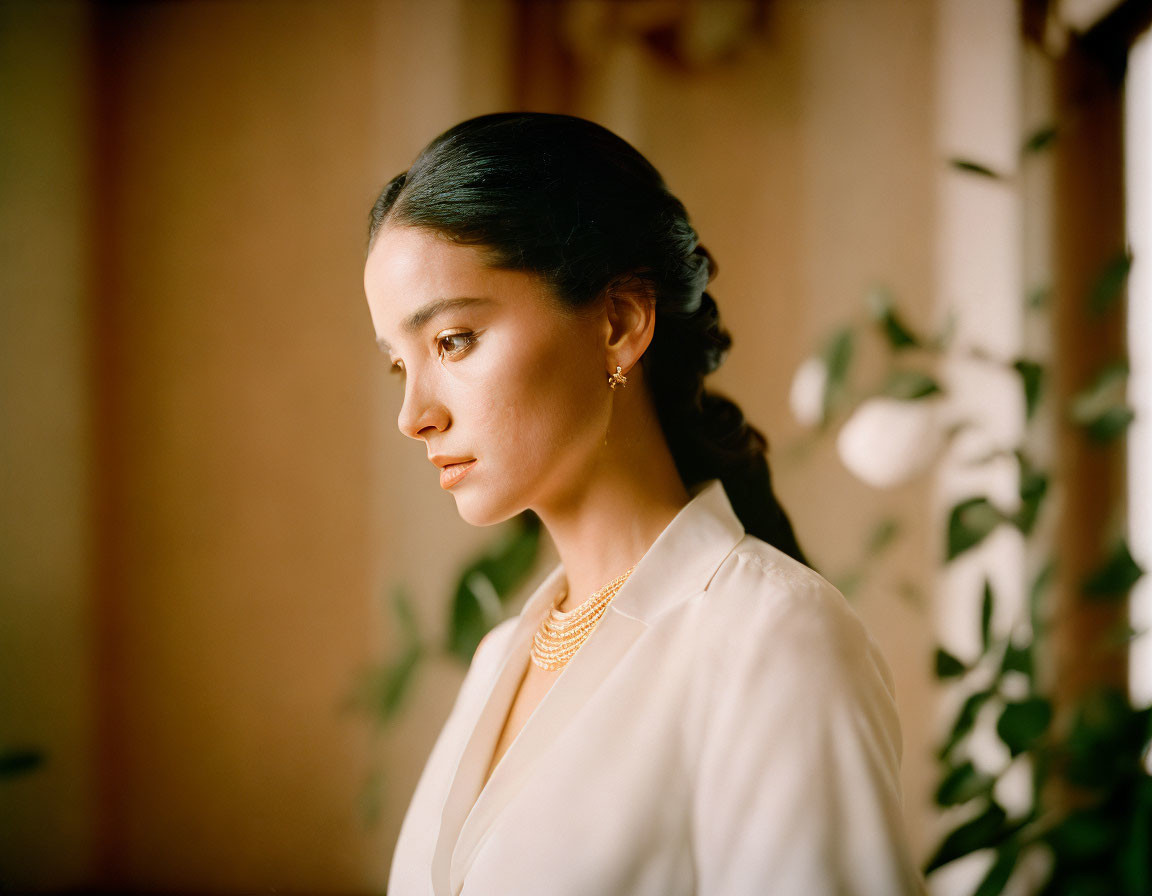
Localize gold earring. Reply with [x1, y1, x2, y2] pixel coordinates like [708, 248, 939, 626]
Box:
[608, 365, 628, 390]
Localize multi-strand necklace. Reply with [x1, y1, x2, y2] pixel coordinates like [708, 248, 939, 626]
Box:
[530, 565, 637, 671]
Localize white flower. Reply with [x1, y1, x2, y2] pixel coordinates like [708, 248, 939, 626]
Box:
[789, 356, 828, 427]
[836, 397, 943, 488]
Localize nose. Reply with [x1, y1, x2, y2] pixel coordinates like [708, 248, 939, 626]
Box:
[396, 371, 450, 440]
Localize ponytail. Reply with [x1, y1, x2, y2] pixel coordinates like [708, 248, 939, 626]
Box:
[643, 257, 809, 567]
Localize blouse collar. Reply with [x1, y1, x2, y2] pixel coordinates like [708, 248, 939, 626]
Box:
[518, 477, 747, 627]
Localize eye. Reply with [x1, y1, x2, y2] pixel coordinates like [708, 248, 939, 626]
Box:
[436, 330, 477, 360]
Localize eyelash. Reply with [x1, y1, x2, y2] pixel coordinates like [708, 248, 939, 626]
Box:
[389, 330, 477, 375]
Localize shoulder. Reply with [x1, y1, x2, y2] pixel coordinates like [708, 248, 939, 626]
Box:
[705, 535, 862, 644]
[473, 616, 519, 667]
[697, 535, 894, 696]
[710, 535, 834, 600]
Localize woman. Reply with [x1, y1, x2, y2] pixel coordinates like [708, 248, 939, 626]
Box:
[364, 112, 924, 896]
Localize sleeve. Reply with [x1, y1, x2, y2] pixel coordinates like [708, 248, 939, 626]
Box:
[690, 557, 926, 896]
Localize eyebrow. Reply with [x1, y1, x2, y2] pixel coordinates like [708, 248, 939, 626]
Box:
[375, 297, 495, 353]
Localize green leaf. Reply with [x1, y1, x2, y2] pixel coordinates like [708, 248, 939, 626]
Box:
[947, 497, 1004, 562]
[950, 158, 1005, 179]
[1086, 405, 1136, 442]
[935, 648, 968, 679]
[1046, 808, 1116, 860]
[357, 765, 385, 828]
[931, 308, 958, 350]
[997, 697, 1053, 756]
[377, 646, 422, 720]
[866, 518, 900, 554]
[447, 573, 500, 662]
[866, 286, 921, 351]
[1041, 872, 1114, 896]
[881, 312, 921, 350]
[832, 569, 862, 599]
[1026, 285, 1050, 310]
[820, 326, 855, 422]
[1001, 641, 1033, 678]
[0, 748, 46, 779]
[1124, 703, 1152, 755]
[934, 760, 995, 806]
[1060, 688, 1147, 790]
[925, 801, 1009, 872]
[981, 579, 994, 651]
[939, 689, 993, 760]
[1102, 620, 1146, 647]
[392, 586, 419, 646]
[1120, 775, 1152, 893]
[1029, 559, 1056, 632]
[1087, 688, 1151, 754]
[973, 841, 1020, 896]
[1010, 451, 1049, 536]
[1022, 124, 1058, 154]
[447, 514, 542, 661]
[1087, 251, 1132, 315]
[1068, 360, 1133, 442]
[1012, 359, 1044, 421]
[1082, 538, 1145, 601]
[881, 369, 942, 400]
[897, 580, 926, 609]
[344, 642, 425, 723]
[353, 585, 427, 720]
[481, 514, 543, 594]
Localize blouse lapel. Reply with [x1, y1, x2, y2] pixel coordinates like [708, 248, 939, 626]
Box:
[430, 565, 566, 896]
[448, 607, 648, 892]
[430, 479, 746, 895]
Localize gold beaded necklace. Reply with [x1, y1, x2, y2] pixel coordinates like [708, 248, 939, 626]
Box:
[530, 565, 637, 672]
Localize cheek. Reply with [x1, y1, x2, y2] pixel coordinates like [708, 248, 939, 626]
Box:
[468, 330, 605, 468]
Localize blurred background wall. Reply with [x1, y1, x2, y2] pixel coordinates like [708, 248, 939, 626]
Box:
[0, 0, 1146, 894]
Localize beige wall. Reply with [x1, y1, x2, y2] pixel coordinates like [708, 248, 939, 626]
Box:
[1, 0, 943, 891]
[89, 4, 387, 890]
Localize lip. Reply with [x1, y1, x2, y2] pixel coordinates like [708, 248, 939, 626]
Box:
[429, 454, 474, 469]
[438, 459, 477, 490]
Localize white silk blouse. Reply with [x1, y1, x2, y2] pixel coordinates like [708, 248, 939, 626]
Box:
[387, 478, 926, 895]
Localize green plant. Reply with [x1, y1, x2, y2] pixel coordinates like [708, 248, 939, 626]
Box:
[351, 510, 542, 720]
[789, 232, 1148, 896]
[795, 274, 1147, 892]
[345, 511, 542, 824]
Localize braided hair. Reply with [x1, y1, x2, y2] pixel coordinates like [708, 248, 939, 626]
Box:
[367, 112, 809, 568]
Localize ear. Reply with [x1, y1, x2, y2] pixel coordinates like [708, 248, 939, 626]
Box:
[601, 272, 656, 375]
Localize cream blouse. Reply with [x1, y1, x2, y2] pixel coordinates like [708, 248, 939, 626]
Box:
[387, 479, 926, 895]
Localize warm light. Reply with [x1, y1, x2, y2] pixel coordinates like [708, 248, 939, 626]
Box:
[1125, 28, 1152, 710]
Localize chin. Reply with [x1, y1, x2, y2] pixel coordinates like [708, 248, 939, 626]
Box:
[450, 485, 526, 529]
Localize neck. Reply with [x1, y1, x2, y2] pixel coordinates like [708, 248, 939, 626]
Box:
[532, 386, 691, 613]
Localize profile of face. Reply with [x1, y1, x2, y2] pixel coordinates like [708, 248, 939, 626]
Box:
[364, 225, 614, 527]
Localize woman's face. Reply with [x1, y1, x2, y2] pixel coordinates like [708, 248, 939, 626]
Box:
[364, 225, 611, 526]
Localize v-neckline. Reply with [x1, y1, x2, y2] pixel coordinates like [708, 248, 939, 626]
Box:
[477, 626, 566, 792]
[431, 481, 746, 894]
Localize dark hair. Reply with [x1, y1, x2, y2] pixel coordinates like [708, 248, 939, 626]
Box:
[368, 112, 810, 569]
